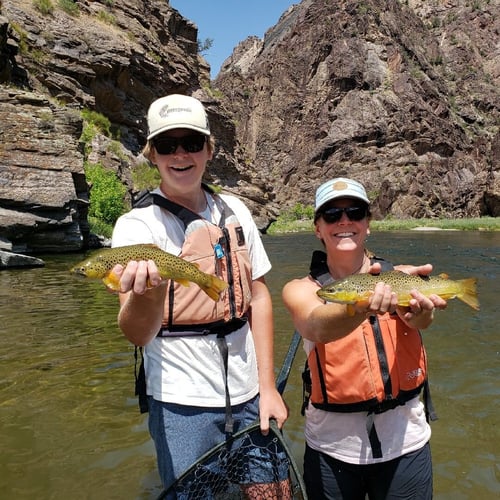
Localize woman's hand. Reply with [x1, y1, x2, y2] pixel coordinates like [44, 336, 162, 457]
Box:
[111, 260, 163, 294]
[354, 281, 398, 315]
[397, 290, 445, 329]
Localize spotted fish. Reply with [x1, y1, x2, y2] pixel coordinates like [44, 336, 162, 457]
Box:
[70, 244, 228, 301]
[317, 270, 479, 311]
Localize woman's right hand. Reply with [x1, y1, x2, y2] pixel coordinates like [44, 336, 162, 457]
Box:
[111, 260, 163, 295]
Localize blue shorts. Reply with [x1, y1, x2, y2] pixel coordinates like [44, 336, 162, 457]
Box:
[148, 395, 289, 496]
[304, 442, 433, 500]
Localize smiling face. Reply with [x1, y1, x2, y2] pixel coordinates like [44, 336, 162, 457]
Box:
[150, 128, 213, 197]
[314, 197, 370, 254]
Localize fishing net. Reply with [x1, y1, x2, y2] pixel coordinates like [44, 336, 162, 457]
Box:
[156, 332, 307, 500]
[159, 420, 305, 499]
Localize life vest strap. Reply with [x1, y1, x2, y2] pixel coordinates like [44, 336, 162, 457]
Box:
[157, 317, 248, 338]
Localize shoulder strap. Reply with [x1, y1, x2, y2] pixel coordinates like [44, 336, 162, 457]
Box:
[132, 184, 217, 229]
[309, 250, 332, 285]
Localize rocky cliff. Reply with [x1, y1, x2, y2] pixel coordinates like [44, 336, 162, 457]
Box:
[0, 0, 498, 256]
[215, 0, 499, 220]
[0, 0, 250, 253]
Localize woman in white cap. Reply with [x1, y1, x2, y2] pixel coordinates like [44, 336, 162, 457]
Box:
[110, 94, 289, 497]
[282, 177, 446, 500]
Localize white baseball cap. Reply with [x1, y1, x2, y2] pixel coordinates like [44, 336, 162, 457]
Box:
[315, 177, 370, 211]
[147, 94, 210, 140]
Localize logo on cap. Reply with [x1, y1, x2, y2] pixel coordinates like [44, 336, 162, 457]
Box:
[332, 181, 348, 191]
[158, 105, 192, 118]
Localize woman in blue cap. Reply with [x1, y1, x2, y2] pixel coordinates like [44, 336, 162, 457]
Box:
[283, 177, 446, 500]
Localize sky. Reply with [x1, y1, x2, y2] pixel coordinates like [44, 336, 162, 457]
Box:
[169, 1, 296, 78]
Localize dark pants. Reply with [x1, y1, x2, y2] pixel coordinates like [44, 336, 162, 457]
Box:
[304, 442, 433, 500]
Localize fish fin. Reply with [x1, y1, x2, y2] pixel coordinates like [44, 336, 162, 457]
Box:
[102, 271, 121, 292]
[346, 304, 356, 317]
[457, 277, 480, 311]
[199, 275, 229, 301]
[438, 273, 450, 279]
[176, 278, 190, 288]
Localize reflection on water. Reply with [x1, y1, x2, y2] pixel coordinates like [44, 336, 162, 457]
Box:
[0, 231, 498, 499]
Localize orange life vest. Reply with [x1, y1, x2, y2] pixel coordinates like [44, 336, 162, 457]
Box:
[304, 250, 436, 458]
[306, 250, 433, 415]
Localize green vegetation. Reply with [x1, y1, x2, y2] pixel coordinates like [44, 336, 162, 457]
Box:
[84, 163, 128, 237]
[97, 10, 116, 25]
[9, 23, 28, 54]
[371, 217, 500, 232]
[198, 38, 214, 55]
[268, 203, 316, 234]
[131, 162, 161, 191]
[81, 109, 112, 137]
[33, 0, 54, 15]
[58, 0, 79, 16]
[268, 207, 500, 234]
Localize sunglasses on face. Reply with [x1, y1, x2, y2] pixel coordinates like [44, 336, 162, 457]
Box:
[152, 134, 207, 155]
[320, 206, 368, 224]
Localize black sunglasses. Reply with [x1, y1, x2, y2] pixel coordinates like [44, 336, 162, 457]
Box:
[320, 206, 368, 224]
[152, 134, 207, 155]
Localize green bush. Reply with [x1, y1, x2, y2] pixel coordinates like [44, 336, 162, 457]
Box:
[130, 162, 161, 191]
[58, 0, 79, 16]
[33, 0, 54, 15]
[280, 203, 315, 222]
[84, 163, 127, 225]
[81, 109, 111, 137]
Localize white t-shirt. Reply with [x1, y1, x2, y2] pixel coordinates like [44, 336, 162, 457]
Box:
[303, 339, 431, 464]
[112, 189, 271, 407]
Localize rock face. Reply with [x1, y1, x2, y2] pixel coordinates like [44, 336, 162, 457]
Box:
[0, 0, 498, 257]
[215, 0, 499, 219]
[0, 87, 86, 253]
[0, 0, 244, 252]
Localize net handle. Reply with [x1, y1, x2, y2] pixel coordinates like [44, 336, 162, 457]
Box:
[276, 330, 302, 395]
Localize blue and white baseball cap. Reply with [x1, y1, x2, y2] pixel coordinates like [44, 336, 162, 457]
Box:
[315, 177, 370, 212]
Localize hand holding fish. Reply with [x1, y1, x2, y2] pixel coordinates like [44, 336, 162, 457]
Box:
[396, 289, 443, 329]
[111, 259, 164, 295]
[317, 271, 479, 315]
[70, 244, 228, 301]
[351, 281, 398, 316]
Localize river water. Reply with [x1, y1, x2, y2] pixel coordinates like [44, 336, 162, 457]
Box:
[0, 231, 498, 499]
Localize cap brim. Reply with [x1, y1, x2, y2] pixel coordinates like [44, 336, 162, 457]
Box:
[148, 124, 210, 140]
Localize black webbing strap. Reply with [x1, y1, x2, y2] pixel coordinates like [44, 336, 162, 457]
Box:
[366, 412, 383, 459]
[216, 334, 234, 434]
[423, 379, 438, 422]
[134, 346, 148, 414]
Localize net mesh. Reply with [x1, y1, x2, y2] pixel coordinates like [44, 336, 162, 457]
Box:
[161, 421, 306, 500]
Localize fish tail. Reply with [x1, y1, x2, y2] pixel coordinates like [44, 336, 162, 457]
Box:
[458, 277, 480, 311]
[200, 275, 229, 301]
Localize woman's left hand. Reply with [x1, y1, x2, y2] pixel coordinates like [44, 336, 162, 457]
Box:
[397, 290, 445, 328]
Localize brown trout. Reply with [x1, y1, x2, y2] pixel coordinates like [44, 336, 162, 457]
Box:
[317, 271, 479, 311]
[70, 244, 228, 301]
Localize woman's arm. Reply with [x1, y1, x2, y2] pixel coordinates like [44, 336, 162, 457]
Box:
[113, 260, 167, 346]
[282, 277, 398, 344]
[248, 277, 289, 433]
